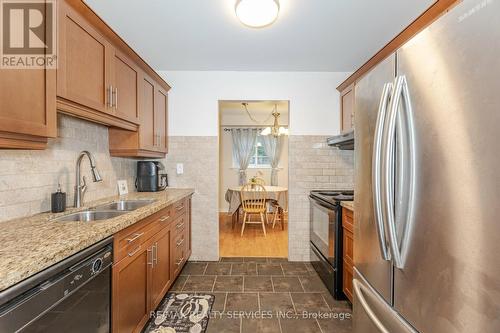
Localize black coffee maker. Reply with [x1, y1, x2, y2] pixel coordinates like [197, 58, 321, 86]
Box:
[136, 161, 168, 192]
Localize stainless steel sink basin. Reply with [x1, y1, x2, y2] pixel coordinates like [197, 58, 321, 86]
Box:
[53, 210, 126, 222]
[94, 199, 156, 212]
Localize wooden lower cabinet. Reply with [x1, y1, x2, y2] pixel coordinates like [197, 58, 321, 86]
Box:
[112, 197, 191, 333]
[342, 206, 355, 303]
[150, 227, 173, 310]
[112, 240, 151, 333]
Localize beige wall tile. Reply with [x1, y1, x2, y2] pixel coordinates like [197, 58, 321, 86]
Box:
[0, 115, 136, 222]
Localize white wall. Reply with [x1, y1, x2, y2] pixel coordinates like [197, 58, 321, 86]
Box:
[159, 71, 351, 136]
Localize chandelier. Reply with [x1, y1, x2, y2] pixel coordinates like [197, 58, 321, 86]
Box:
[242, 103, 288, 137]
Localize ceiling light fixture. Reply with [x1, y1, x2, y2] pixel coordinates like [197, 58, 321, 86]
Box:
[235, 0, 280, 28]
[261, 104, 288, 137]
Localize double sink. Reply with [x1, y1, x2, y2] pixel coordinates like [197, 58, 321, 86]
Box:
[53, 200, 156, 222]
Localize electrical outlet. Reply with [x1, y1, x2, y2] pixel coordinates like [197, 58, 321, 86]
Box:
[176, 163, 184, 175]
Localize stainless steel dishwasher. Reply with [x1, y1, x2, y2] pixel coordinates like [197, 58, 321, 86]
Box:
[0, 237, 113, 333]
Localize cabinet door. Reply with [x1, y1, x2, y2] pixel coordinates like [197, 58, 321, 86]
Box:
[112, 243, 152, 333]
[111, 49, 140, 124]
[154, 85, 168, 153]
[150, 227, 173, 310]
[340, 83, 355, 133]
[0, 68, 56, 140]
[139, 73, 156, 150]
[57, 1, 111, 113]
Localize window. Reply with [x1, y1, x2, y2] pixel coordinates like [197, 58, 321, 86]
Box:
[233, 136, 271, 168]
[249, 137, 271, 168]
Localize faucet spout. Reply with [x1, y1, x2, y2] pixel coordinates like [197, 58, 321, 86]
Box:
[74, 151, 102, 208]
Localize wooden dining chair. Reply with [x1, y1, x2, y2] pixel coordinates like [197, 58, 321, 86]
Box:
[240, 183, 267, 236]
[271, 191, 288, 229]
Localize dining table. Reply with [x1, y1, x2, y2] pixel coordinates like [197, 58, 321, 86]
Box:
[225, 185, 288, 230]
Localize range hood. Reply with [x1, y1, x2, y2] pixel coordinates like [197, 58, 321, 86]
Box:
[327, 130, 354, 150]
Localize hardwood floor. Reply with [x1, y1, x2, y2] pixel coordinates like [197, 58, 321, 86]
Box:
[219, 212, 288, 258]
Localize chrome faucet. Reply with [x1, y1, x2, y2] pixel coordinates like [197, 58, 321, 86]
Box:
[74, 151, 102, 208]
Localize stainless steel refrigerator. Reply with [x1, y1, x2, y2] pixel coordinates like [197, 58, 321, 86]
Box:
[353, 0, 500, 332]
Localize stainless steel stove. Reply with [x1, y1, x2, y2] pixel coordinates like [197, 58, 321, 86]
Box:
[309, 190, 354, 300]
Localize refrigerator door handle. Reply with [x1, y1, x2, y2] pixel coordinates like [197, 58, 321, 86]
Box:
[353, 278, 390, 333]
[372, 82, 393, 261]
[383, 75, 416, 270]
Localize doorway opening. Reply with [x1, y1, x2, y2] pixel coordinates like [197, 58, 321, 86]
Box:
[218, 100, 289, 258]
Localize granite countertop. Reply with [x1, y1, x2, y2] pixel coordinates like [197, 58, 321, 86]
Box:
[0, 188, 194, 293]
[341, 200, 354, 211]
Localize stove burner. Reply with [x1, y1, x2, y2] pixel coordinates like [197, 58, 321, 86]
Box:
[310, 190, 354, 202]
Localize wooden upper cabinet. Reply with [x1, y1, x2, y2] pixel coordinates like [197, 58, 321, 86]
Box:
[57, 0, 111, 114]
[108, 71, 169, 158]
[110, 49, 140, 124]
[340, 83, 355, 133]
[0, 0, 56, 150]
[0, 0, 170, 152]
[140, 73, 157, 151]
[0, 69, 56, 149]
[56, 0, 138, 131]
[154, 86, 168, 153]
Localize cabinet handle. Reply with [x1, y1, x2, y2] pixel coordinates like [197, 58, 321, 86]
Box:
[107, 85, 112, 107]
[114, 87, 118, 109]
[176, 221, 185, 229]
[153, 242, 158, 265]
[128, 245, 141, 257]
[126, 232, 144, 244]
[159, 215, 170, 222]
[176, 258, 184, 266]
[176, 205, 184, 211]
[176, 238, 184, 247]
[147, 247, 153, 266]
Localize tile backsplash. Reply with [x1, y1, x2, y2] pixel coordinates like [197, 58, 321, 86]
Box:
[0, 114, 137, 222]
[161, 136, 219, 261]
[288, 135, 354, 261]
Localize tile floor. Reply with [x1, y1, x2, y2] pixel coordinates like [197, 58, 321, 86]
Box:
[172, 257, 352, 333]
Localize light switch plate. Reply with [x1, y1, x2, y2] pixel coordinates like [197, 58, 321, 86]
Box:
[176, 163, 184, 175]
[117, 180, 128, 195]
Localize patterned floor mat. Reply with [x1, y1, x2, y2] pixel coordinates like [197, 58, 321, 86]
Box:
[143, 293, 215, 333]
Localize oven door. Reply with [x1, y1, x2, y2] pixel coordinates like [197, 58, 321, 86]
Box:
[309, 197, 337, 266]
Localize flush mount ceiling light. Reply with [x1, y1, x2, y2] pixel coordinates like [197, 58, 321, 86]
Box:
[235, 0, 280, 28]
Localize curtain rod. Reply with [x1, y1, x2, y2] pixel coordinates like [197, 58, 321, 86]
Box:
[222, 125, 289, 131]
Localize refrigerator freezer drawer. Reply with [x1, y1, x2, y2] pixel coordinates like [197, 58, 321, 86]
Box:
[353, 268, 417, 333]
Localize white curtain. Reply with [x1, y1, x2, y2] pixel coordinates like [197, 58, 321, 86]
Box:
[231, 128, 259, 185]
[261, 135, 284, 186]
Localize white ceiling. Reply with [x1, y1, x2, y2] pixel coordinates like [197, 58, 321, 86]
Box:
[84, 0, 434, 72]
[220, 101, 289, 126]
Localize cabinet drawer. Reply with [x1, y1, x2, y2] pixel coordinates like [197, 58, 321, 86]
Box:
[343, 229, 354, 265]
[172, 213, 188, 237]
[343, 259, 353, 303]
[172, 199, 187, 219]
[172, 232, 187, 277]
[114, 206, 172, 262]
